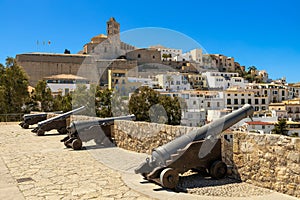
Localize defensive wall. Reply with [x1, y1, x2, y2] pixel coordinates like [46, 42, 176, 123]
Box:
[113, 120, 300, 198]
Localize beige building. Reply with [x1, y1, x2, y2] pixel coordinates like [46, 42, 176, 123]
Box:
[269, 98, 300, 121]
[16, 53, 88, 86]
[16, 17, 136, 87]
[44, 74, 90, 96]
[224, 88, 268, 111]
[187, 73, 207, 89]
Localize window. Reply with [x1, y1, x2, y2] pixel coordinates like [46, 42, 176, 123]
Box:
[227, 99, 231, 105]
[262, 125, 265, 129]
[137, 54, 141, 58]
[248, 99, 252, 104]
[227, 94, 231, 96]
[207, 102, 211, 107]
[241, 99, 245, 104]
[234, 99, 238, 104]
[255, 99, 259, 105]
[262, 99, 266, 104]
[193, 101, 197, 105]
[152, 55, 155, 59]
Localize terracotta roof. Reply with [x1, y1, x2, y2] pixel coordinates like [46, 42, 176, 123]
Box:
[246, 121, 273, 125]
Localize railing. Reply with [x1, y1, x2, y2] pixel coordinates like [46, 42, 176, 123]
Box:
[0, 113, 24, 122]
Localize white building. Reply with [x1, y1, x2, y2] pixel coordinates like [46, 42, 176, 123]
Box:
[246, 83, 290, 104]
[160, 90, 224, 127]
[150, 45, 182, 61]
[203, 72, 246, 90]
[242, 121, 274, 134]
[189, 48, 203, 63]
[207, 109, 231, 123]
[156, 73, 191, 92]
[127, 77, 158, 88]
[44, 74, 90, 96]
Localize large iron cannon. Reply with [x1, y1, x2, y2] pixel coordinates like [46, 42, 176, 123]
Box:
[135, 104, 254, 189]
[32, 106, 85, 136]
[61, 114, 136, 150]
[19, 111, 63, 129]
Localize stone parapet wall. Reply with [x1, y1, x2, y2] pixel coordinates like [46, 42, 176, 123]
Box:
[113, 120, 199, 154]
[113, 120, 300, 198]
[224, 132, 300, 198]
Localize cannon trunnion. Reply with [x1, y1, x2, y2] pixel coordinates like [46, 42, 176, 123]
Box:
[135, 104, 254, 189]
[61, 115, 136, 150]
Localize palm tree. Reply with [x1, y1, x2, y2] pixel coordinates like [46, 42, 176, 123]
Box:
[165, 75, 173, 91]
[272, 119, 288, 136]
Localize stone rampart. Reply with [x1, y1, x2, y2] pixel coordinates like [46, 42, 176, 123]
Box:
[223, 132, 300, 198]
[113, 120, 300, 198]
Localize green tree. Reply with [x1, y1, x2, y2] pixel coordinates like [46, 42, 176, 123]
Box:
[129, 86, 160, 121]
[95, 88, 113, 117]
[272, 119, 289, 136]
[72, 84, 96, 115]
[129, 86, 181, 125]
[32, 80, 53, 111]
[1, 57, 29, 113]
[53, 94, 72, 112]
[159, 95, 181, 125]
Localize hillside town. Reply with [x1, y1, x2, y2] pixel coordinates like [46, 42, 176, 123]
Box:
[14, 17, 300, 136]
[0, 16, 299, 200]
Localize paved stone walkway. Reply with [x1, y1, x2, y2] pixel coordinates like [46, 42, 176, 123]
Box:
[0, 123, 298, 200]
[0, 123, 153, 200]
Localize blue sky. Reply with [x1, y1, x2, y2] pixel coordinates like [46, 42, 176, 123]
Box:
[0, 0, 299, 82]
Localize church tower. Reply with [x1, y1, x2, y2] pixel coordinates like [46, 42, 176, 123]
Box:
[106, 17, 120, 38]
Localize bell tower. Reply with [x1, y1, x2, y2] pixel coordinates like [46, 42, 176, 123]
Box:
[107, 17, 120, 38]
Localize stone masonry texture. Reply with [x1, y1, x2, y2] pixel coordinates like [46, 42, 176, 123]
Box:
[0, 123, 153, 200]
[114, 120, 300, 198]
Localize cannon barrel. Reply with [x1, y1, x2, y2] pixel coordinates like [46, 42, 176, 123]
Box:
[32, 106, 85, 135]
[69, 114, 136, 133]
[62, 114, 136, 150]
[23, 113, 47, 121]
[135, 104, 254, 175]
[37, 106, 85, 128]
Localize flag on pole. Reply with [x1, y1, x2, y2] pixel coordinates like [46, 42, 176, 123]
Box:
[48, 40, 51, 45]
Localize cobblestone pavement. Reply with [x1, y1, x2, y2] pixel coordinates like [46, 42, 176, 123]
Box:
[0, 123, 298, 200]
[0, 123, 153, 200]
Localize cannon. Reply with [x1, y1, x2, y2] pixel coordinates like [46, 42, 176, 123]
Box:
[19, 111, 63, 129]
[32, 106, 85, 136]
[61, 114, 136, 150]
[135, 104, 254, 189]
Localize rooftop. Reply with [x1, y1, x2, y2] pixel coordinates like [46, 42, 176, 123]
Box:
[44, 74, 88, 80]
[246, 121, 273, 125]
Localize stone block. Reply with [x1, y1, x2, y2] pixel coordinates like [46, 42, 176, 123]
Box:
[287, 152, 300, 163]
[240, 142, 254, 153]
